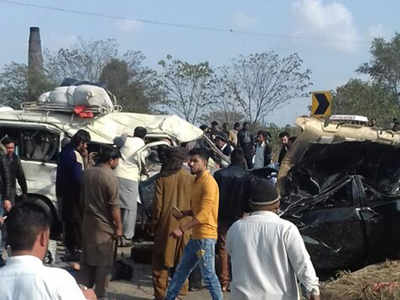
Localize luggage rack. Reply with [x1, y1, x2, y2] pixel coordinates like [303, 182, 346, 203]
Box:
[21, 102, 122, 115]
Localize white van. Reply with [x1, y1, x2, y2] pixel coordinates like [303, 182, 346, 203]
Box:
[0, 107, 227, 242]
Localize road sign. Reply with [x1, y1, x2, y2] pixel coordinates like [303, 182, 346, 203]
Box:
[311, 91, 332, 118]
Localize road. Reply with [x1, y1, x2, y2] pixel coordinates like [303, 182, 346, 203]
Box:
[53, 241, 231, 300]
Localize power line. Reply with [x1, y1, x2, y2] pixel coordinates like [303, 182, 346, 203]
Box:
[0, 0, 370, 44]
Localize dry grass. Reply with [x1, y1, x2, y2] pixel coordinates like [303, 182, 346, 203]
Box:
[320, 261, 400, 300]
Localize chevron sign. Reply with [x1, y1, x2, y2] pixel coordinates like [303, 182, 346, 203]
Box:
[311, 91, 332, 118]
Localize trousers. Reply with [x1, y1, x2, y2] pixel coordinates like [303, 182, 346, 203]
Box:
[64, 220, 81, 253]
[216, 222, 232, 288]
[165, 239, 223, 300]
[121, 207, 137, 239]
[77, 263, 112, 297]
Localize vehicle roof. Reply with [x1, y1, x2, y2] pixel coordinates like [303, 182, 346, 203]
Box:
[0, 110, 203, 144]
[278, 116, 400, 192]
[295, 116, 400, 144]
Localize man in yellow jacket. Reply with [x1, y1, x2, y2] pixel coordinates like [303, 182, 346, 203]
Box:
[165, 148, 223, 300]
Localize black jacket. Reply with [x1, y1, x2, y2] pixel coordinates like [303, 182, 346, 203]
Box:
[214, 164, 250, 223]
[0, 155, 11, 201]
[3, 153, 27, 203]
[237, 129, 254, 155]
[278, 144, 289, 165]
[221, 143, 233, 156]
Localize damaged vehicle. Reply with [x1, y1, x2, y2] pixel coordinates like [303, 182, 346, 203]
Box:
[277, 115, 400, 272]
[0, 103, 227, 241]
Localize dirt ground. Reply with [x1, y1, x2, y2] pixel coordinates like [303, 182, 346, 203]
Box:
[55, 242, 230, 300]
[107, 261, 231, 300]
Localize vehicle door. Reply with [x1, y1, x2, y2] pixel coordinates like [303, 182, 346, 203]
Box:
[0, 123, 62, 203]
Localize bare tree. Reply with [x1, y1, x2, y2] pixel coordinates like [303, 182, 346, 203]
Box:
[158, 55, 220, 124]
[222, 51, 312, 125]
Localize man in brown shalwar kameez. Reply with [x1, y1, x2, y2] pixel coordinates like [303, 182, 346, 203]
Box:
[152, 147, 194, 300]
[78, 147, 123, 299]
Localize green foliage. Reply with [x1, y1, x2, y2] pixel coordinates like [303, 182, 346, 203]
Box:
[357, 32, 400, 98]
[99, 55, 163, 113]
[332, 79, 399, 127]
[0, 62, 54, 108]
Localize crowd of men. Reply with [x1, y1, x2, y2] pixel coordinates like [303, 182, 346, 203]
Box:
[201, 121, 295, 169]
[0, 122, 318, 300]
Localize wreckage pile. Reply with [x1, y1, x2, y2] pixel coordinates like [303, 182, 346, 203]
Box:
[320, 260, 400, 300]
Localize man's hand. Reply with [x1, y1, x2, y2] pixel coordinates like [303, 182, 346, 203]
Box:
[0, 217, 4, 225]
[80, 148, 89, 158]
[170, 228, 183, 239]
[310, 294, 320, 300]
[80, 286, 97, 300]
[114, 226, 123, 239]
[172, 207, 184, 219]
[3, 200, 12, 212]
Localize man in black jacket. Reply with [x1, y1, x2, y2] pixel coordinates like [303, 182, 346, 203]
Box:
[2, 138, 26, 210]
[56, 130, 91, 261]
[237, 122, 254, 169]
[278, 131, 290, 166]
[0, 152, 10, 210]
[214, 132, 233, 157]
[214, 149, 249, 291]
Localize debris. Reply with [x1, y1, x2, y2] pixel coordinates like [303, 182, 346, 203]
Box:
[320, 260, 400, 300]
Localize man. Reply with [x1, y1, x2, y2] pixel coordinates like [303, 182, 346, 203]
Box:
[165, 148, 223, 300]
[230, 122, 240, 147]
[78, 146, 122, 299]
[151, 147, 194, 300]
[114, 126, 147, 246]
[227, 177, 320, 300]
[57, 130, 90, 259]
[237, 122, 254, 169]
[2, 138, 28, 207]
[214, 149, 248, 291]
[0, 149, 10, 264]
[0, 202, 96, 300]
[253, 130, 272, 169]
[215, 132, 233, 157]
[0, 147, 11, 211]
[278, 131, 290, 166]
[56, 129, 91, 261]
[210, 121, 220, 139]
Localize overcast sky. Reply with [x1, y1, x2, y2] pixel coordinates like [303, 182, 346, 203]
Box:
[0, 0, 399, 125]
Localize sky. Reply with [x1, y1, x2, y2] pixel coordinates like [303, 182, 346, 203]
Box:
[0, 0, 399, 125]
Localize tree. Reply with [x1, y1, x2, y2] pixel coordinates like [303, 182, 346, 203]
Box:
[221, 51, 312, 126]
[357, 33, 400, 99]
[199, 110, 244, 126]
[99, 54, 163, 113]
[158, 55, 220, 124]
[332, 79, 399, 127]
[0, 62, 54, 108]
[44, 38, 119, 84]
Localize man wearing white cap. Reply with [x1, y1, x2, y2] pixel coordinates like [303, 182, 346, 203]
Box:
[226, 177, 320, 300]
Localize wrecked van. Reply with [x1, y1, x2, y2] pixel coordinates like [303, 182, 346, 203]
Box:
[277, 116, 400, 272]
[0, 106, 226, 239]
